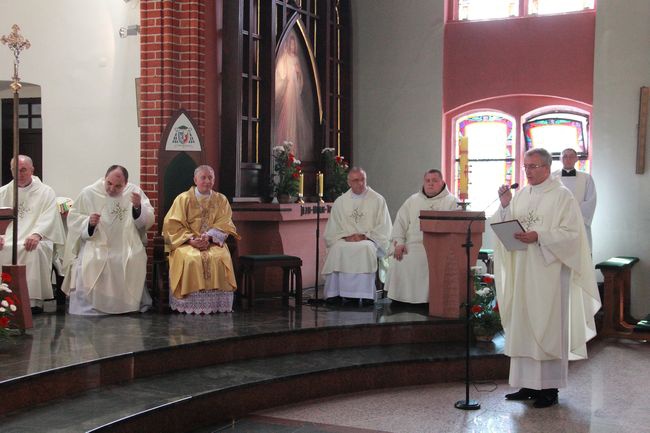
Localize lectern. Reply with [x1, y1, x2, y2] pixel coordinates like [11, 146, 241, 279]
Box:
[0, 207, 32, 330]
[420, 210, 485, 319]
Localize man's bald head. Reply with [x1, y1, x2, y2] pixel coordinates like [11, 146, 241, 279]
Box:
[11, 155, 34, 188]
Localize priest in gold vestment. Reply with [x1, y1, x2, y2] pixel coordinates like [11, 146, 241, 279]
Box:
[163, 165, 240, 313]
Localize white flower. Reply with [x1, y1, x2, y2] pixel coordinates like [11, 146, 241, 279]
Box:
[1, 300, 8, 307]
[471, 266, 482, 274]
[9, 304, 16, 312]
[272, 145, 285, 154]
[0, 283, 10, 292]
[293, 159, 301, 165]
[475, 287, 491, 297]
[0, 307, 5, 313]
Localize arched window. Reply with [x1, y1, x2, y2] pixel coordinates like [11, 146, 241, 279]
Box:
[454, 111, 516, 215]
[523, 109, 591, 173]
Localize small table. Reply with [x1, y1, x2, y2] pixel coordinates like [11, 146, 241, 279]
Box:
[596, 256, 648, 340]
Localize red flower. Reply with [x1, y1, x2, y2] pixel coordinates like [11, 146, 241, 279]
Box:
[5, 297, 14, 306]
[335, 155, 343, 163]
[471, 305, 483, 314]
[292, 172, 300, 179]
[482, 275, 494, 284]
[0, 316, 9, 328]
[288, 154, 295, 162]
[1, 272, 11, 283]
[493, 303, 499, 313]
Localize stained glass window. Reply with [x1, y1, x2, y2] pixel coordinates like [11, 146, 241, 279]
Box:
[528, 0, 594, 16]
[458, 0, 518, 21]
[523, 111, 590, 174]
[455, 112, 515, 215]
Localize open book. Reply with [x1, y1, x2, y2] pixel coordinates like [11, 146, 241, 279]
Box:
[490, 219, 527, 251]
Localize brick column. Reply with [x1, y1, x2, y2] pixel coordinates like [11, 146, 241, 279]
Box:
[140, 0, 208, 277]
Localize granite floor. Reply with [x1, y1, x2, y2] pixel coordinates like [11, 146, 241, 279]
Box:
[200, 337, 650, 433]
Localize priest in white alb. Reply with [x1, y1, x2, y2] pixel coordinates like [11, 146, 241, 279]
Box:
[322, 167, 392, 303]
[552, 148, 597, 250]
[385, 169, 459, 304]
[491, 148, 601, 408]
[62, 165, 154, 315]
[0, 155, 66, 310]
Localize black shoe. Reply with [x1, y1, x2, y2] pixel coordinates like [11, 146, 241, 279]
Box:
[325, 296, 341, 305]
[360, 299, 374, 306]
[505, 388, 539, 401]
[533, 388, 558, 408]
[31, 306, 43, 315]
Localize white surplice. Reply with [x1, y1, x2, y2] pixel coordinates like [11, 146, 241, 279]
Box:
[553, 169, 597, 250]
[0, 176, 66, 306]
[62, 178, 154, 315]
[385, 188, 459, 303]
[490, 176, 601, 390]
[322, 187, 392, 300]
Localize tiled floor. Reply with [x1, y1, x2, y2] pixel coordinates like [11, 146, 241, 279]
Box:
[207, 337, 650, 433]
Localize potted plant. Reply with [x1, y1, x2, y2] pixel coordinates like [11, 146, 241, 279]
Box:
[321, 147, 349, 202]
[0, 272, 19, 340]
[271, 141, 302, 203]
[469, 270, 502, 341]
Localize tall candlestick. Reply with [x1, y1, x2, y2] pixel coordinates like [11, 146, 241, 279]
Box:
[298, 172, 304, 196]
[317, 172, 324, 196]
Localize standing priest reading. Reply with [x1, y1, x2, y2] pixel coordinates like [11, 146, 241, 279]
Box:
[491, 148, 601, 408]
[322, 167, 392, 304]
[0, 155, 65, 311]
[163, 165, 240, 314]
[385, 169, 459, 304]
[62, 165, 154, 315]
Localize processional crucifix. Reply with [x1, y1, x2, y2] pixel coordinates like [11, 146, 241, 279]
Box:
[1, 24, 31, 265]
[1, 25, 33, 330]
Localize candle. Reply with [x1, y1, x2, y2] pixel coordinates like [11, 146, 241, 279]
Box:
[298, 173, 304, 196]
[458, 136, 469, 200]
[318, 172, 324, 196]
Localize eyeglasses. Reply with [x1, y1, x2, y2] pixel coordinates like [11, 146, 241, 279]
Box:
[522, 164, 547, 171]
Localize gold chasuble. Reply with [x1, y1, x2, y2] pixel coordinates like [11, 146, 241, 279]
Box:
[163, 187, 240, 299]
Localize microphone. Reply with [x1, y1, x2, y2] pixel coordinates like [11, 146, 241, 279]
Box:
[483, 183, 519, 213]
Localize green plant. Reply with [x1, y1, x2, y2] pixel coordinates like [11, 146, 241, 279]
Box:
[321, 148, 349, 201]
[469, 270, 502, 337]
[272, 141, 302, 198]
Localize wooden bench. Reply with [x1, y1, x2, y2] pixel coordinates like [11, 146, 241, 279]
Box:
[595, 256, 648, 340]
[238, 254, 303, 308]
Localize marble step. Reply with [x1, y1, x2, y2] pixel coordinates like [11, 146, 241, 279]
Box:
[0, 318, 464, 416]
[0, 339, 507, 433]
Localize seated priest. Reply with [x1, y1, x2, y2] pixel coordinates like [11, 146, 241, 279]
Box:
[0, 155, 66, 311]
[385, 169, 459, 304]
[62, 165, 154, 315]
[162, 165, 240, 314]
[322, 167, 392, 304]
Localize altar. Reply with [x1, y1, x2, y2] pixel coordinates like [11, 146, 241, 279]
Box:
[232, 202, 331, 294]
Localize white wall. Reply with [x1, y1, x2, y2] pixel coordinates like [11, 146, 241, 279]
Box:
[351, 0, 445, 217]
[0, 0, 141, 198]
[593, 0, 650, 317]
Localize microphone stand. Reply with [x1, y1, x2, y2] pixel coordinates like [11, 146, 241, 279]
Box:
[307, 194, 326, 305]
[455, 215, 482, 411]
[454, 184, 516, 410]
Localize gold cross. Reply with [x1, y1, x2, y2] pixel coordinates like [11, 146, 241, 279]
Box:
[1, 25, 31, 92]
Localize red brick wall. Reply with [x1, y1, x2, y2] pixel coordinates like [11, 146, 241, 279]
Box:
[140, 0, 206, 232]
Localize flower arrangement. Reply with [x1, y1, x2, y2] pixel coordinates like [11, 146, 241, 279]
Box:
[0, 272, 19, 339]
[321, 148, 349, 202]
[272, 141, 302, 199]
[469, 270, 502, 339]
